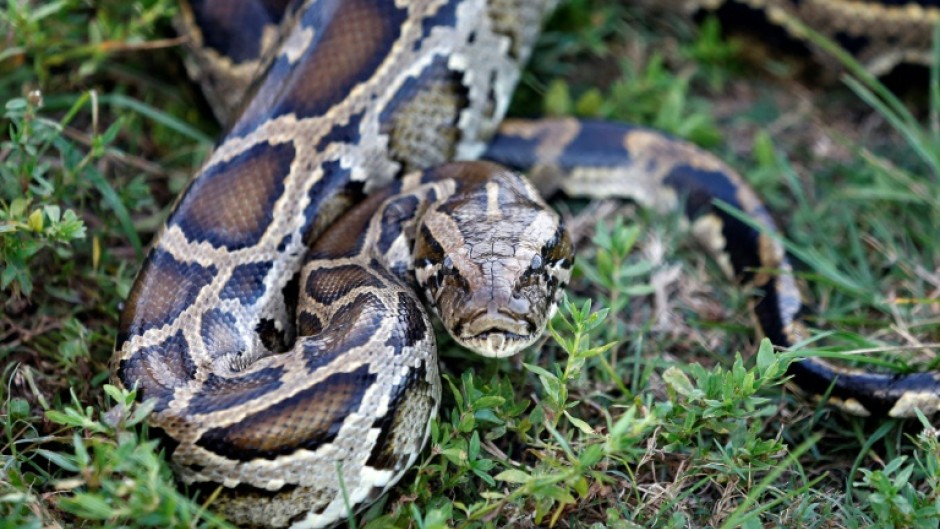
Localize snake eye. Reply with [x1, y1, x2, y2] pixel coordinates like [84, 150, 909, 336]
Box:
[443, 255, 455, 273]
[529, 254, 543, 270]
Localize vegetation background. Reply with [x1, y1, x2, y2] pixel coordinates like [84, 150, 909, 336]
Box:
[2, 1, 939, 527]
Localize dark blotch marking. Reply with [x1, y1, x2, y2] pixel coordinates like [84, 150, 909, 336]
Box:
[751, 276, 793, 348]
[417, 224, 445, 263]
[398, 292, 428, 347]
[786, 350, 940, 418]
[306, 184, 395, 262]
[482, 130, 541, 171]
[170, 141, 294, 250]
[301, 160, 364, 248]
[231, 0, 408, 137]
[415, 257, 434, 269]
[663, 165, 761, 281]
[417, 0, 460, 43]
[700, 2, 813, 62]
[117, 331, 194, 412]
[147, 426, 182, 461]
[430, 268, 443, 291]
[368, 257, 406, 286]
[386, 293, 427, 351]
[303, 292, 385, 371]
[305, 264, 384, 305]
[663, 165, 742, 218]
[186, 365, 285, 415]
[366, 363, 430, 470]
[377, 194, 420, 254]
[297, 310, 324, 336]
[200, 309, 245, 355]
[256, 318, 288, 353]
[257, 0, 293, 15]
[282, 271, 301, 329]
[276, 233, 293, 252]
[186, 480, 299, 503]
[314, 110, 365, 151]
[486, 120, 641, 174]
[541, 224, 573, 267]
[194, 364, 375, 461]
[559, 121, 636, 168]
[220, 260, 275, 305]
[378, 55, 469, 173]
[117, 249, 217, 345]
[188, 0, 290, 63]
[832, 31, 871, 55]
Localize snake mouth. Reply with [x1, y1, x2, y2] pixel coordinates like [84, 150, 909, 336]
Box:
[455, 312, 538, 358]
[458, 331, 537, 358]
[462, 311, 531, 336]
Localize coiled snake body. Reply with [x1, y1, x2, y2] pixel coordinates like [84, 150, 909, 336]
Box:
[111, 1, 940, 527]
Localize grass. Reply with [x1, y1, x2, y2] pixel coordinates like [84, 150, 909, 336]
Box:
[3, 0, 940, 527]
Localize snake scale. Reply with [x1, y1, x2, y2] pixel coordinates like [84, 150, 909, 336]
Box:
[110, 1, 940, 527]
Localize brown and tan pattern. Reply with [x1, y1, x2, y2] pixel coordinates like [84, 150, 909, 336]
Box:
[113, 1, 940, 528]
[114, 1, 563, 527]
[650, 0, 940, 75]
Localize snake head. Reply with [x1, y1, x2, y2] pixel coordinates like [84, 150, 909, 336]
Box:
[414, 168, 573, 358]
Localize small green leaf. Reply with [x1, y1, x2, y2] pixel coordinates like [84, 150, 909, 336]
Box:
[5, 98, 27, 111]
[468, 431, 481, 460]
[127, 398, 157, 427]
[755, 339, 776, 377]
[10, 197, 29, 217]
[43, 204, 61, 223]
[494, 469, 530, 483]
[544, 79, 572, 116]
[663, 366, 695, 398]
[564, 412, 595, 435]
[574, 88, 604, 116]
[753, 130, 777, 168]
[60, 493, 114, 519]
[456, 412, 475, 433]
[35, 449, 79, 473]
[9, 398, 31, 420]
[102, 384, 125, 405]
[472, 395, 505, 409]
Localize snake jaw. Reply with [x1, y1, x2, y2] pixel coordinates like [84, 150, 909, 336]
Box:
[457, 330, 542, 358]
[451, 306, 539, 358]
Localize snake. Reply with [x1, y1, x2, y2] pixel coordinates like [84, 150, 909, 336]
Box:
[653, 0, 940, 76]
[109, 1, 940, 527]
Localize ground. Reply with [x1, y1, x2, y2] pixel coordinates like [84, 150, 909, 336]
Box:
[2, 1, 940, 528]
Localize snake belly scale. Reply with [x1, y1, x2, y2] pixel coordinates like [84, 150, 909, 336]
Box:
[111, 1, 940, 527]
